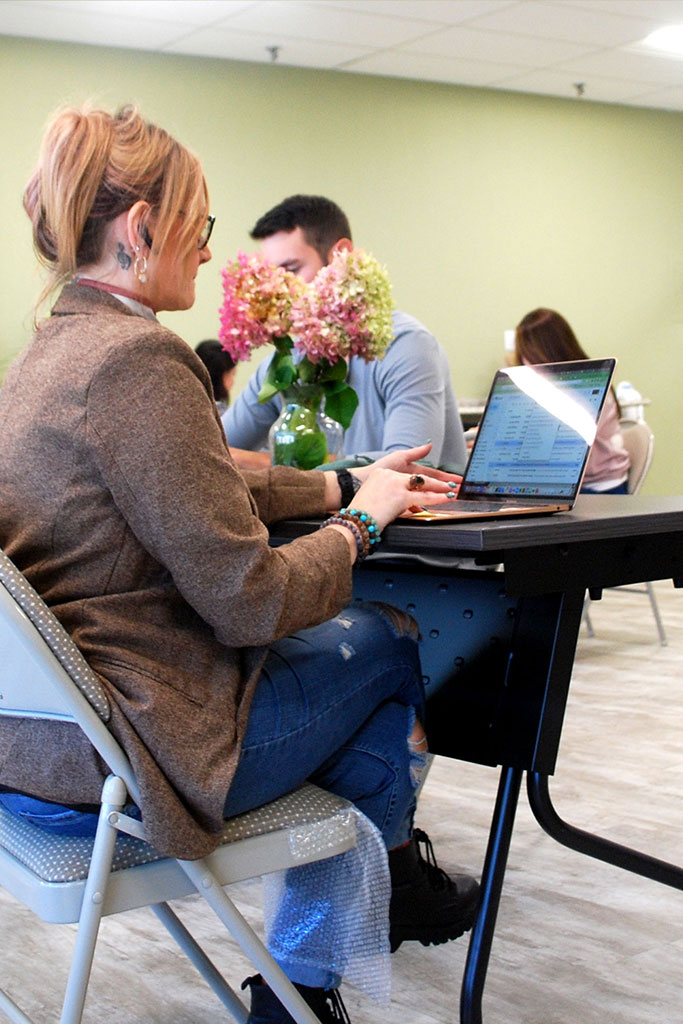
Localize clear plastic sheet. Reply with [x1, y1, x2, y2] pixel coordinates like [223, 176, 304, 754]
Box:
[263, 806, 391, 1003]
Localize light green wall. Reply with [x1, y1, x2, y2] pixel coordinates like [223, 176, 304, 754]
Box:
[1, 35, 681, 494]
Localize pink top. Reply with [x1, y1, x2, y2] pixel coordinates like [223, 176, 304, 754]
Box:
[583, 392, 630, 489]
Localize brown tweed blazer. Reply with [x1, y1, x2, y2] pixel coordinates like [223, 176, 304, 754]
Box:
[0, 284, 352, 857]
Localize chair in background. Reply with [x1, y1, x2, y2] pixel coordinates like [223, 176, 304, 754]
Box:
[621, 417, 655, 494]
[583, 418, 667, 646]
[0, 548, 358, 1024]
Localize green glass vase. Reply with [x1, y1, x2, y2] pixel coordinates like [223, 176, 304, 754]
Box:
[268, 385, 343, 470]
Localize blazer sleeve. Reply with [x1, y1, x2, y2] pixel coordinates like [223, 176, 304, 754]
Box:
[85, 329, 352, 647]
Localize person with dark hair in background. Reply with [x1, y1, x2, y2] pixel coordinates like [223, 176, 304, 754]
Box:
[195, 338, 236, 414]
[222, 194, 467, 472]
[515, 308, 630, 494]
[0, 105, 479, 1024]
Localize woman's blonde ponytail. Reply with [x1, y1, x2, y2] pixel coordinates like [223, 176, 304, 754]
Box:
[23, 103, 208, 311]
[24, 106, 114, 285]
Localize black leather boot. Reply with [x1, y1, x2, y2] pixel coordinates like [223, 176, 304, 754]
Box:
[388, 828, 480, 953]
[242, 974, 351, 1023]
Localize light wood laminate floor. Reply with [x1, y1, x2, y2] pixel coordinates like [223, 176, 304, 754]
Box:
[1, 581, 681, 1023]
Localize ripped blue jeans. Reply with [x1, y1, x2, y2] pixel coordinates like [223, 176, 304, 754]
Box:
[223, 602, 426, 849]
[226, 601, 426, 989]
[0, 603, 426, 988]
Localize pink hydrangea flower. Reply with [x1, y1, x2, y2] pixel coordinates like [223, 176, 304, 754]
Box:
[218, 248, 394, 367]
[290, 249, 394, 364]
[218, 251, 303, 361]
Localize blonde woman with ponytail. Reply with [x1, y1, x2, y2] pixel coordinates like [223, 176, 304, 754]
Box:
[24, 104, 210, 313]
[0, 104, 478, 1024]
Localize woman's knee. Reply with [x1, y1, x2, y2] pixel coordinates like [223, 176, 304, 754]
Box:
[407, 717, 429, 789]
[364, 601, 419, 641]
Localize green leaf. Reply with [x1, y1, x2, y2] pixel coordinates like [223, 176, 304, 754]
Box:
[273, 363, 296, 388]
[320, 357, 348, 383]
[322, 379, 347, 395]
[324, 384, 358, 429]
[258, 349, 296, 402]
[297, 356, 318, 384]
[273, 335, 294, 352]
[292, 432, 328, 470]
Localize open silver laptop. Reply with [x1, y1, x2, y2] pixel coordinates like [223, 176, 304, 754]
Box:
[421, 358, 616, 520]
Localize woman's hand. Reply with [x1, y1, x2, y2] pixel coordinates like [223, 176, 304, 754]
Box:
[351, 444, 460, 532]
[323, 443, 460, 513]
[353, 443, 461, 492]
[321, 444, 460, 563]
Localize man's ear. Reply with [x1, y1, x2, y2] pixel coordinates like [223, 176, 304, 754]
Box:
[327, 237, 353, 262]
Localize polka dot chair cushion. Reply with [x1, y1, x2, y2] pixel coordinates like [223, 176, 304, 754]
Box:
[0, 804, 162, 881]
[0, 785, 351, 883]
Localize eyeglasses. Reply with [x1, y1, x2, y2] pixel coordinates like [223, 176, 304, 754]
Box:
[198, 215, 215, 251]
[140, 214, 215, 252]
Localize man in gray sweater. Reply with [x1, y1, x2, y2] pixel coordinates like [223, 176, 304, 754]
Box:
[223, 194, 467, 470]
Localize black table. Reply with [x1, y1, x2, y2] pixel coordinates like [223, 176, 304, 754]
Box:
[271, 495, 683, 1022]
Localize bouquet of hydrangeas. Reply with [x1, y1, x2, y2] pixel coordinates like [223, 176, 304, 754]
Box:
[219, 247, 394, 432]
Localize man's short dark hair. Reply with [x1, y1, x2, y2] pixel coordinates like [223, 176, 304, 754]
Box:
[250, 195, 352, 263]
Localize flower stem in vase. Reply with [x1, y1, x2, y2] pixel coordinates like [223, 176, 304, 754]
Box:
[269, 385, 329, 470]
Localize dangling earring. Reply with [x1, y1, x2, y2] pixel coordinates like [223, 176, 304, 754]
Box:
[134, 245, 148, 284]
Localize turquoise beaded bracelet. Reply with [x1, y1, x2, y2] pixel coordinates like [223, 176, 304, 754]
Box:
[321, 515, 366, 559]
[339, 507, 382, 548]
[320, 507, 382, 561]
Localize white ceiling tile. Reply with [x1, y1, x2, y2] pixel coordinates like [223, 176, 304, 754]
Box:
[218, 0, 441, 47]
[316, 1, 521, 25]
[626, 83, 683, 109]
[1, 0, 683, 110]
[401, 25, 597, 66]
[28, 0, 255, 24]
[560, 46, 683, 85]
[0, 0, 206, 49]
[342, 49, 528, 86]
[496, 66, 661, 103]
[164, 25, 371, 67]
[564, 0, 683, 21]
[467, 1, 657, 47]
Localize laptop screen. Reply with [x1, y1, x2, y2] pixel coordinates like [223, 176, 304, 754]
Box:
[460, 358, 616, 502]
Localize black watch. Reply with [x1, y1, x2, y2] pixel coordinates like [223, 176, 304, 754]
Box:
[336, 468, 361, 507]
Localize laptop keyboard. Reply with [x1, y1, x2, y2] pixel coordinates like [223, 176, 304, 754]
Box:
[424, 499, 536, 512]
[452, 500, 533, 512]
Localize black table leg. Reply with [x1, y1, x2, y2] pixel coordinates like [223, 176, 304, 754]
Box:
[527, 772, 683, 890]
[460, 765, 523, 1024]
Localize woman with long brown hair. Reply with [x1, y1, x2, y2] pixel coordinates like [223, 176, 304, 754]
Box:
[515, 308, 630, 494]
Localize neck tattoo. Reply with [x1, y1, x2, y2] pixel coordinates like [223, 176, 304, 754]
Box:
[116, 242, 132, 271]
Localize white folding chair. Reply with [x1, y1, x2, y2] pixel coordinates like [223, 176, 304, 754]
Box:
[0, 548, 357, 1024]
[583, 418, 666, 645]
